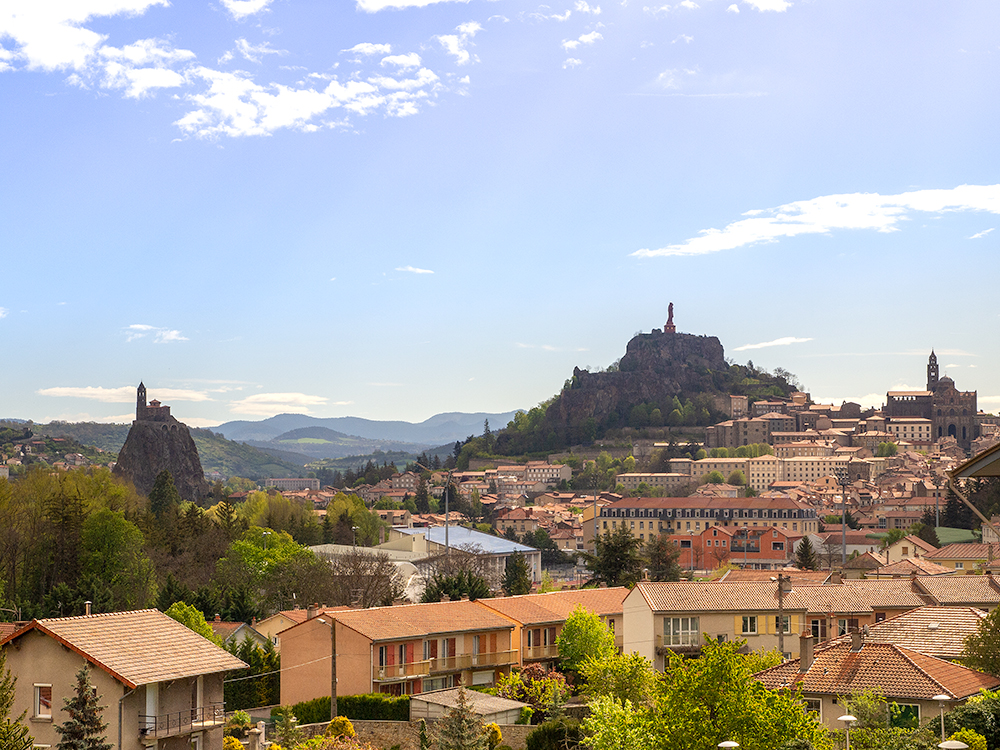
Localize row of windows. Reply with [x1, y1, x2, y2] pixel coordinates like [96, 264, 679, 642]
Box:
[602, 507, 810, 519]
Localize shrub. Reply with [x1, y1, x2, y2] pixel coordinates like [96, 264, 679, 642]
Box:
[484, 722, 502, 750]
[223, 737, 243, 750]
[225, 710, 253, 738]
[326, 716, 356, 739]
[277, 694, 410, 724]
[524, 717, 582, 750]
[949, 729, 987, 750]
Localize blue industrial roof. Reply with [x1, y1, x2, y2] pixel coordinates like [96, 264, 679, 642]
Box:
[396, 525, 537, 554]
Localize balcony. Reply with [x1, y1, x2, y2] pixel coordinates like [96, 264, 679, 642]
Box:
[139, 703, 225, 739]
[373, 660, 432, 682]
[522, 644, 559, 661]
[429, 650, 518, 673]
[654, 633, 702, 656]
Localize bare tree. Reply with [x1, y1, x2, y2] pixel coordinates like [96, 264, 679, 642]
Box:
[416, 544, 500, 589]
[317, 548, 405, 608]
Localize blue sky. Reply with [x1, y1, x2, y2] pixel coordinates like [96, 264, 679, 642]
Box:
[2, 0, 999, 428]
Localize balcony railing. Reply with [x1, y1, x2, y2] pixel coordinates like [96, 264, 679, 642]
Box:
[654, 634, 702, 654]
[522, 644, 559, 661]
[139, 703, 225, 739]
[429, 650, 518, 673]
[373, 660, 432, 681]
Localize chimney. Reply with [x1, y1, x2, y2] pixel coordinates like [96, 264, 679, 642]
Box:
[851, 629, 863, 651]
[799, 632, 814, 671]
[214, 614, 222, 622]
[830, 571, 842, 585]
[84, 601, 92, 616]
[307, 603, 318, 620]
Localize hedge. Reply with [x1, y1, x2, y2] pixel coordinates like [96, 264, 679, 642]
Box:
[276, 694, 411, 724]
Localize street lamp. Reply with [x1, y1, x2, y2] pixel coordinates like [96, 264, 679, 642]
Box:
[718, 742, 739, 748]
[838, 714, 857, 750]
[835, 468, 852, 568]
[932, 695, 951, 742]
[938, 742, 969, 750]
[262, 530, 272, 550]
[352, 525, 359, 547]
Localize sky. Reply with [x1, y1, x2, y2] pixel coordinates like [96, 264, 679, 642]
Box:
[2, 0, 999, 429]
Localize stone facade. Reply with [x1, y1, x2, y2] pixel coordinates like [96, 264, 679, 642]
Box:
[885, 352, 978, 450]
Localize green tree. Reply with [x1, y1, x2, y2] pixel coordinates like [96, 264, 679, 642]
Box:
[0, 648, 32, 750]
[495, 665, 569, 724]
[701, 471, 725, 485]
[165, 601, 222, 645]
[727, 470, 746, 487]
[644, 535, 681, 582]
[149, 470, 181, 517]
[437, 688, 488, 750]
[879, 528, 907, 550]
[54, 666, 111, 750]
[581, 696, 656, 750]
[655, 639, 830, 750]
[415, 477, 431, 514]
[501, 552, 532, 596]
[421, 570, 491, 603]
[556, 605, 616, 675]
[80, 509, 156, 611]
[581, 525, 643, 588]
[964, 605, 1000, 676]
[581, 651, 656, 706]
[794, 537, 819, 571]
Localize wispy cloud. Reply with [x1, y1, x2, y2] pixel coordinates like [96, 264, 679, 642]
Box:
[563, 57, 583, 68]
[220, 39, 286, 65]
[229, 392, 329, 416]
[562, 30, 604, 50]
[356, 0, 471, 12]
[574, 1, 602, 13]
[0, 308, 7, 319]
[634, 184, 1000, 258]
[125, 324, 188, 343]
[727, 3, 739, 11]
[743, 0, 790, 10]
[969, 228, 994, 239]
[396, 265, 434, 274]
[38, 386, 211, 402]
[733, 336, 813, 352]
[342, 43, 393, 57]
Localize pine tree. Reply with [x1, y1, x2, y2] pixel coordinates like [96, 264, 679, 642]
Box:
[501, 552, 532, 596]
[795, 536, 819, 571]
[436, 688, 488, 750]
[149, 470, 181, 518]
[54, 666, 111, 750]
[0, 649, 33, 750]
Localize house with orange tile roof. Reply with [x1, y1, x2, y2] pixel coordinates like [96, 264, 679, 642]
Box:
[278, 600, 518, 706]
[824, 605, 987, 661]
[923, 542, 1000, 572]
[873, 557, 953, 577]
[883, 533, 938, 563]
[477, 588, 629, 667]
[0, 609, 246, 750]
[755, 634, 1000, 729]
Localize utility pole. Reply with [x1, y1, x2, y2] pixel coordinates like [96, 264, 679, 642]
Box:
[775, 573, 790, 657]
[330, 615, 338, 719]
[836, 466, 852, 568]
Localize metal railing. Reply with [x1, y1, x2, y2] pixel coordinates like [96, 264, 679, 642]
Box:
[373, 660, 432, 681]
[429, 649, 518, 673]
[522, 644, 559, 661]
[139, 703, 225, 739]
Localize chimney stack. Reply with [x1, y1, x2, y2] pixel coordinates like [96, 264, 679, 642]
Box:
[799, 632, 814, 671]
[830, 571, 842, 585]
[851, 629, 863, 651]
[84, 601, 92, 616]
[307, 603, 318, 620]
[214, 614, 222, 622]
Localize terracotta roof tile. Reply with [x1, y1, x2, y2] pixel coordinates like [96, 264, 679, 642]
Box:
[792, 585, 874, 615]
[334, 600, 516, 642]
[915, 575, 1000, 606]
[924, 543, 1000, 561]
[825, 606, 987, 660]
[875, 558, 953, 576]
[478, 588, 628, 625]
[755, 641, 1000, 700]
[841, 579, 933, 609]
[0, 609, 246, 688]
[634, 581, 808, 613]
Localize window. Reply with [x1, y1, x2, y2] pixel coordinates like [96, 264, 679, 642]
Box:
[775, 615, 791, 634]
[803, 699, 822, 719]
[664, 617, 699, 646]
[956, 562, 964, 569]
[810, 619, 827, 639]
[891, 704, 920, 729]
[741, 616, 757, 635]
[34, 685, 52, 719]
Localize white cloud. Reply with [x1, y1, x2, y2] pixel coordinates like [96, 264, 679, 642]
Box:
[672, 34, 693, 43]
[381, 53, 422, 70]
[437, 22, 482, 65]
[516, 342, 588, 352]
[343, 43, 393, 57]
[562, 31, 603, 50]
[125, 323, 189, 342]
[0, 308, 7, 318]
[229, 392, 329, 416]
[733, 336, 813, 351]
[396, 265, 434, 274]
[574, 1, 602, 13]
[551, 10, 572, 20]
[679, 0, 698, 8]
[563, 57, 583, 68]
[38, 386, 211, 402]
[945, 363, 961, 369]
[355, 0, 471, 13]
[743, 0, 790, 10]
[220, 0, 275, 20]
[727, 3, 739, 11]
[634, 184, 1000, 258]
[969, 228, 994, 239]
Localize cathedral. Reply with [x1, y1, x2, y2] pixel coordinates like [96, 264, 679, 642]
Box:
[884, 351, 978, 450]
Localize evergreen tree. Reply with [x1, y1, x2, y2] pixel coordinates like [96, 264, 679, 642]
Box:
[644, 535, 682, 581]
[964, 603, 1000, 677]
[794, 536, 819, 571]
[437, 688, 488, 750]
[581, 525, 644, 587]
[415, 478, 430, 515]
[149, 470, 181, 518]
[501, 552, 532, 596]
[54, 666, 111, 750]
[0, 649, 32, 750]
[155, 573, 190, 612]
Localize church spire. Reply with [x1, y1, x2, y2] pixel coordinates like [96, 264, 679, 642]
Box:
[927, 351, 939, 392]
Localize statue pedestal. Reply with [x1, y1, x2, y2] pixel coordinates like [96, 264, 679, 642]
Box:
[664, 323, 676, 334]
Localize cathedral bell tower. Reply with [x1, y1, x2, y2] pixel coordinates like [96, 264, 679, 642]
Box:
[927, 351, 939, 392]
[137, 381, 147, 420]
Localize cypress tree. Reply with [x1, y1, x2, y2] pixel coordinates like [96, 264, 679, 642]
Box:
[437, 688, 488, 750]
[795, 536, 819, 571]
[54, 666, 111, 750]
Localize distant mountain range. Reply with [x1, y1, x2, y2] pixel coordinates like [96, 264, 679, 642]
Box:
[211, 411, 518, 448]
